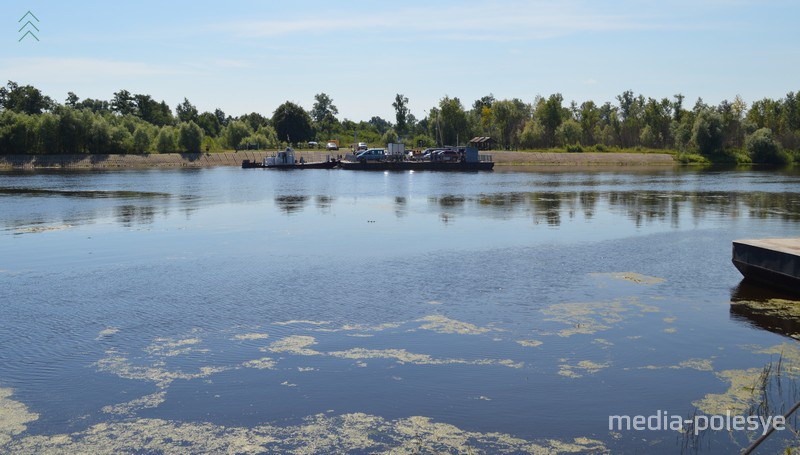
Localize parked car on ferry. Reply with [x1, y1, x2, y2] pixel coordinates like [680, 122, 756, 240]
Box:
[421, 148, 445, 160]
[435, 150, 460, 162]
[356, 148, 386, 162]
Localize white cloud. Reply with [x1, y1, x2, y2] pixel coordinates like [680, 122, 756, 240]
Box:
[213, 1, 674, 42]
[0, 58, 176, 83]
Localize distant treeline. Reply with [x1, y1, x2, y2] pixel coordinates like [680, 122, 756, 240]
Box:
[0, 81, 798, 164]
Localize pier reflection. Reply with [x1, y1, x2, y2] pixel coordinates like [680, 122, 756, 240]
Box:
[729, 280, 800, 340]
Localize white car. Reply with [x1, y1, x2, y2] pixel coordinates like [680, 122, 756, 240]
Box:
[326, 142, 339, 150]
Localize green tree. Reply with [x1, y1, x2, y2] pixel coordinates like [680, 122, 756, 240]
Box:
[58, 107, 86, 153]
[368, 116, 391, 135]
[223, 120, 252, 149]
[746, 128, 789, 164]
[578, 101, 600, 145]
[492, 99, 529, 149]
[37, 113, 61, 153]
[239, 112, 269, 131]
[519, 119, 546, 148]
[197, 111, 222, 136]
[311, 93, 338, 123]
[110, 126, 134, 153]
[536, 93, 565, 147]
[0, 81, 53, 115]
[382, 128, 398, 145]
[176, 98, 199, 123]
[133, 94, 173, 127]
[111, 90, 136, 116]
[156, 126, 177, 153]
[272, 101, 314, 144]
[557, 119, 581, 146]
[133, 126, 152, 153]
[692, 109, 724, 156]
[76, 98, 111, 114]
[65, 92, 79, 108]
[438, 96, 469, 146]
[392, 94, 409, 134]
[178, 121, 204, 152]
[87, 117, 112, 153]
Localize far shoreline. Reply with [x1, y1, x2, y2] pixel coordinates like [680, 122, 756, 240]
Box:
[0, 151, 676, 170]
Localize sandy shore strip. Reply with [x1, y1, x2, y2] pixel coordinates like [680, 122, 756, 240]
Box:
[0, 151, 675, 169]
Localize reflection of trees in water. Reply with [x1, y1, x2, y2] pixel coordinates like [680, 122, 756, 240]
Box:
[115, 205, 156, 227]
[275, 195, 309, 214]
[429, 191, 800, 226]
[395, 196, 407, 218]
[315, 195, 334, 211]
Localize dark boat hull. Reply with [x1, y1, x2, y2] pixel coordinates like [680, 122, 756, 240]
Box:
[242, 160, 339, 169]
[339, 161, 494, 171]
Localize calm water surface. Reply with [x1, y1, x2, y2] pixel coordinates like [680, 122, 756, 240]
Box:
[1, 166, 800, 453]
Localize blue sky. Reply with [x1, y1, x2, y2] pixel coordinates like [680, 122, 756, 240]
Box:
[2, 0, 798, 121]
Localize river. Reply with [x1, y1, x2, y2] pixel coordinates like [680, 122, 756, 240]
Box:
[1, 166, 799, 453]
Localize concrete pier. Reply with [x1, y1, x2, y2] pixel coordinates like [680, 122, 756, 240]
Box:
[732, 238, 800, 295]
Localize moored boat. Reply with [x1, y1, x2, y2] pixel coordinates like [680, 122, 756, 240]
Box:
[340, 146, 494, 171]
[241, 147, 339, 169]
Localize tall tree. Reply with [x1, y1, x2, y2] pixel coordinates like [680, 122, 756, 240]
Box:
[272, 101, 313, 144]
[692, 109, 724, 156]
[111, 90, 136, 116]
[536, 93, 565, 147]
[392, 94, 409, 134]
[311, 93, 338, 123]
[65, 92, 79, 108]
[178, 121, 204, 152]
[175, 98, 198, 123]
[0, 81, 53, 115]
[492, 99, 529, 149]
[438, 96, 469, 146]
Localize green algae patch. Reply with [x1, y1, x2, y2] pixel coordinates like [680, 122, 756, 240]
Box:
[273, 320, 331, 326]
[242, 357, 277, 370]
[327, 348, 522, 369]
[2, 412, 609, 454]
[94, 348, 231, 389]
[95, 327, 119, 340]
[232, 333, 269, 341]
[634, 358, 714, 372]
[590, 272, 665, 285]
[516, 339, 544, 347]
[101, 391, 166, 416]
[339, 322, 403, 332]
[558, 360, 611, 378]
[592, 339, 613, 349]
[0, 388, 39, 447]
[266, 335, 322, 356]
[144, 337, 204, 357]
[692, 368, 765, 415]
[542, 297, 662, 337]
[417, 315, 491, 335]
